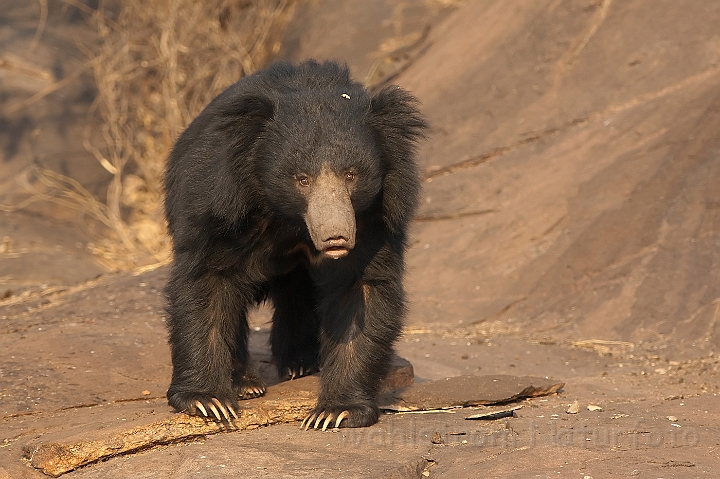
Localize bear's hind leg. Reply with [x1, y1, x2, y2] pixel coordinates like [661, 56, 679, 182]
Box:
[269, 266, 320, 380]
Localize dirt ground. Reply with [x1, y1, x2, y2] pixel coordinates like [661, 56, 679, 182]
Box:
[2, 0, 720, 477]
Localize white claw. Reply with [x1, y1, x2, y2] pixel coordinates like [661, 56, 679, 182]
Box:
[207, 402, 222, 421]
[194, 401, 208, 417]
[227, 403, 239, 419]
[321, 415, 334, 431]
[314, 411, 327, 429]
[212, 398, 230, 421]
[303, 414, 317, 431]
[335, 410, 350, 428]
[299, 366, 304, 376]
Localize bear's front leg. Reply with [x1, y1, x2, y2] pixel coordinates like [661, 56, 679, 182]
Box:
[302, 272, 405, 430]
[165, 267, 260, 421]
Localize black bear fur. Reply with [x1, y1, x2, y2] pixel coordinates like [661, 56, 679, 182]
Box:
[163, 60, 426, 428]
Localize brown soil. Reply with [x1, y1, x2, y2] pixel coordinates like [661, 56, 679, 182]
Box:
[2, 0, 720, 477]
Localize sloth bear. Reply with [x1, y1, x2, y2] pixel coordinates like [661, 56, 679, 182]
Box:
[163, 60, 425, 429]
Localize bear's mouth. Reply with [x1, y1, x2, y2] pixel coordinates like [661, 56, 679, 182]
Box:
[322, 246, 350, 259]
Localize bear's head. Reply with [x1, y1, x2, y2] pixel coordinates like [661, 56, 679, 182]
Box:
[217, 83, 425, 260]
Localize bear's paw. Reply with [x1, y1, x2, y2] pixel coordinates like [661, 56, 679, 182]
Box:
[169, 392, 239, 422]
[235, 372, 267, 400]
[300, 404, 379, 431]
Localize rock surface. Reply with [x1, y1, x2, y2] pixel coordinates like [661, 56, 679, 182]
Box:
[21, 370, 562, 477]
[2, 0, 720, 477]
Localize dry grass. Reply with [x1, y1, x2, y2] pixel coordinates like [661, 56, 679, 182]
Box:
[1, 0, 296, 270]
[79, 0, 298, 270]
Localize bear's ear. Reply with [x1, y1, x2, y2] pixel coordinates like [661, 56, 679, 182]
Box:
[217, 94, 275, 124]
[214, 94, 275, 158]
[367, 86, 427, 234]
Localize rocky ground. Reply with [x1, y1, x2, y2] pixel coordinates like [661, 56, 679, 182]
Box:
[2, 0, 720, 477]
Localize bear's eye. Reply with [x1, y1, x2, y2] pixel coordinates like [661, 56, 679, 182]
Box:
[345, 171, 355, 182]
[297, 176, 311, 187]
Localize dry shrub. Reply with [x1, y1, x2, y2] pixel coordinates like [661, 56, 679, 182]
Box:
[81, 0, 297, 270]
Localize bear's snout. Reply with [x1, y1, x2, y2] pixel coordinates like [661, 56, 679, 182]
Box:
[304, 167, 357, 260]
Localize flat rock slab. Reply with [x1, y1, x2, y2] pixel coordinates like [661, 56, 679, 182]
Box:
[22, 373, 561, 477]
[380, 375, 565, 411]
[22, 379, 318, 477]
